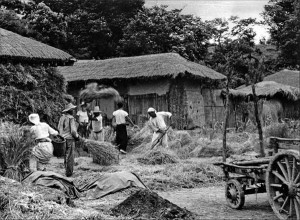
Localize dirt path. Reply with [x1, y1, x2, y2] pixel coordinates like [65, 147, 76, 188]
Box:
[159, 186, 277, 220]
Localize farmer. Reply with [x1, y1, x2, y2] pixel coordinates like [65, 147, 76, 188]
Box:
[112, 102, 137, 154]
[147, 107, 172, 149]
[29, 113, 58, 171]
[76, 102, 90, 138]
[89, 106, 104, 141]
[58, 103, 80, 177]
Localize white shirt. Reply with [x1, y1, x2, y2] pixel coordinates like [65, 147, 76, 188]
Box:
[77, 110, 89, 123]
[92, 115, 103, 132]
[30, 122, 58, 140]
[113, 109, 128, 125]
[149, 112, 172, 132]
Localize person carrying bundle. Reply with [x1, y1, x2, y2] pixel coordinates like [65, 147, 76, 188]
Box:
[89, 106, 104, 141]
[58, 103, 80, 177]
[112, 102, 137, 154]
[147, 108, 172, 149]
[29, 113, 59, 171]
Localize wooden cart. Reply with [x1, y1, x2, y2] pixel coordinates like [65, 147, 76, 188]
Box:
[214, 137, 300, 220]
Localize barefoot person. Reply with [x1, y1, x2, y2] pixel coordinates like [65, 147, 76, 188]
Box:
[112, 102, 137, 154]
[90, 106, 104, 141]
[147, 108, 172, 149]
[29, 113, 58, 171]
[58, 103, 80, 177]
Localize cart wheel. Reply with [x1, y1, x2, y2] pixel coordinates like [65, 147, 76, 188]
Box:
[266, 152, 300, 220]
[225, 179, 245, 209]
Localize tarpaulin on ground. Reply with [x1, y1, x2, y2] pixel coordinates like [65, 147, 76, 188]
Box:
[22, 171, 147, 200]
[22, 171, 80, 199]
[79, 171, 147, 200]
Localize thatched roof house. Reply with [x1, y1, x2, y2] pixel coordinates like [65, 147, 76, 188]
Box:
[0, 28, 75, 126]
[228, 81, 300, 101]
[0, 28, 75, 65]
[225, 81, 300, 127]
[60, 53, 225, 82]
[264, 69, 300, 88]
[59, 53, 226, 129]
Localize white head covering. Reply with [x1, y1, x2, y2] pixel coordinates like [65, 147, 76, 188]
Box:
[63, 103, 77, 112]
[93, 106, 101, 113]
[29, 113, 40, 125]
[147, 107, 156, 113]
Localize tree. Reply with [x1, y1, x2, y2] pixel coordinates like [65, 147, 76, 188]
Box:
[263, 0, 300, 67]
[118, 6, 211, 62]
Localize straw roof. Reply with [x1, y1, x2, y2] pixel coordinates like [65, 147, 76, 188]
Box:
[58, 53, 226, 82]
[264, 69, 300, 88]
[228, 81, 300, 101]
[0, 28, 74, 65]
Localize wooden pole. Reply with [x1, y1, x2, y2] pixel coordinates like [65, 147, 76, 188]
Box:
[222, 79, 230, 162]
[251, 83, 265, 157]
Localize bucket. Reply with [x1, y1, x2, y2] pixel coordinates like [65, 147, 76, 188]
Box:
[52, 135, 66, 157]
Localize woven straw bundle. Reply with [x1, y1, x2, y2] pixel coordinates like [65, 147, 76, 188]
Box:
[83, 139, 119, 166]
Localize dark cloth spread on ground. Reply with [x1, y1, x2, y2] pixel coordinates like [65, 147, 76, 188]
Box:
[22, 171, 146, 200]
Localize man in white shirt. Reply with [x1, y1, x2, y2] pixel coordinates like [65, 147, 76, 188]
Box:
[147, 107, 172, 149]
[90, 106, 104, 141]
[76, 102, 90, 138]
[112, 102, 136, 154]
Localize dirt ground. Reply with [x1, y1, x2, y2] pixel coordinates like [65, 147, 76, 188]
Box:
[45, 154, 277, 220]
[159, 187, 276, 219]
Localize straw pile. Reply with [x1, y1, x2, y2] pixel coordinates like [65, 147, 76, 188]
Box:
[0, 176, 70, 220]
[137, 149, 179, 165]
[0, 122, 34, 181]
[83, 139, 119, 166]
[111, 189, 196, 220]
[79, 83, 122, 103]
[127, 122, 152, 152]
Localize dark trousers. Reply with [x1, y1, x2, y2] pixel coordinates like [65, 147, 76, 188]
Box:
[116, 124, 127, 151]
[64, 139, 75, 177]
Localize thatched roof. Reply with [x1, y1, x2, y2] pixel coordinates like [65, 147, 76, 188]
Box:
[227, 81, 300, 101]
[264, 69, 300, 88]
[58, 53, 226, 82]
[0, 28, 74, 65]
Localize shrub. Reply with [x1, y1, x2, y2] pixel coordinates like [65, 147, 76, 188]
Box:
[264, 122, 289, 138]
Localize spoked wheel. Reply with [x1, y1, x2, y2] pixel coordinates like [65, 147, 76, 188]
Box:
[266, 152, 300, 220]
[225, 179, 245, 209]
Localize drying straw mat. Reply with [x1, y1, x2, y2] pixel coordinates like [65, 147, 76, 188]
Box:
[80, 83, 122, 103]
[83, 139, 119, 166]
[137, 148, 179, 165]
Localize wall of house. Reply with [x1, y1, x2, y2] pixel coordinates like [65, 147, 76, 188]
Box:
[127, 79, 169, 126]
[182, 80, 225, 129]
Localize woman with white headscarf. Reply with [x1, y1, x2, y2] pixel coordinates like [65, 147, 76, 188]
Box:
[29, 113, 58, 171]
[147, 107, 172, 149]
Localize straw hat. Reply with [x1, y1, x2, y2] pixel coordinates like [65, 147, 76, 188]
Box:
[93, 106, 101, 113]
[147, 107, 156, 113]
[63, 103, 77, 112]
[29, 113, 40, 125]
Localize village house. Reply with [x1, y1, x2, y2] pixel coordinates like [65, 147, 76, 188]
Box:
[58, 53, 226, 129]
[225, 79, 300, 128]
[0, 28, 75, 126]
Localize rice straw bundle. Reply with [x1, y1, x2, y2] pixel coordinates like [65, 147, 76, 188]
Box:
[0, 122, 34, 181]
[83, 139, 119, 166]
[137, 149, 179, 165]
[80, 83, 122, 103]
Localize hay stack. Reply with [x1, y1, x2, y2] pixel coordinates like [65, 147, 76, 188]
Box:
[137, 149, 179, 165]
[0, 122, 33, 181]
[127, 122, 152, 152]
[83, 139, 119, 166]
[80, 83, 122, 103]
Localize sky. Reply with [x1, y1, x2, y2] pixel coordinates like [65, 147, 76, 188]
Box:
[145, 0, 270, 42]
